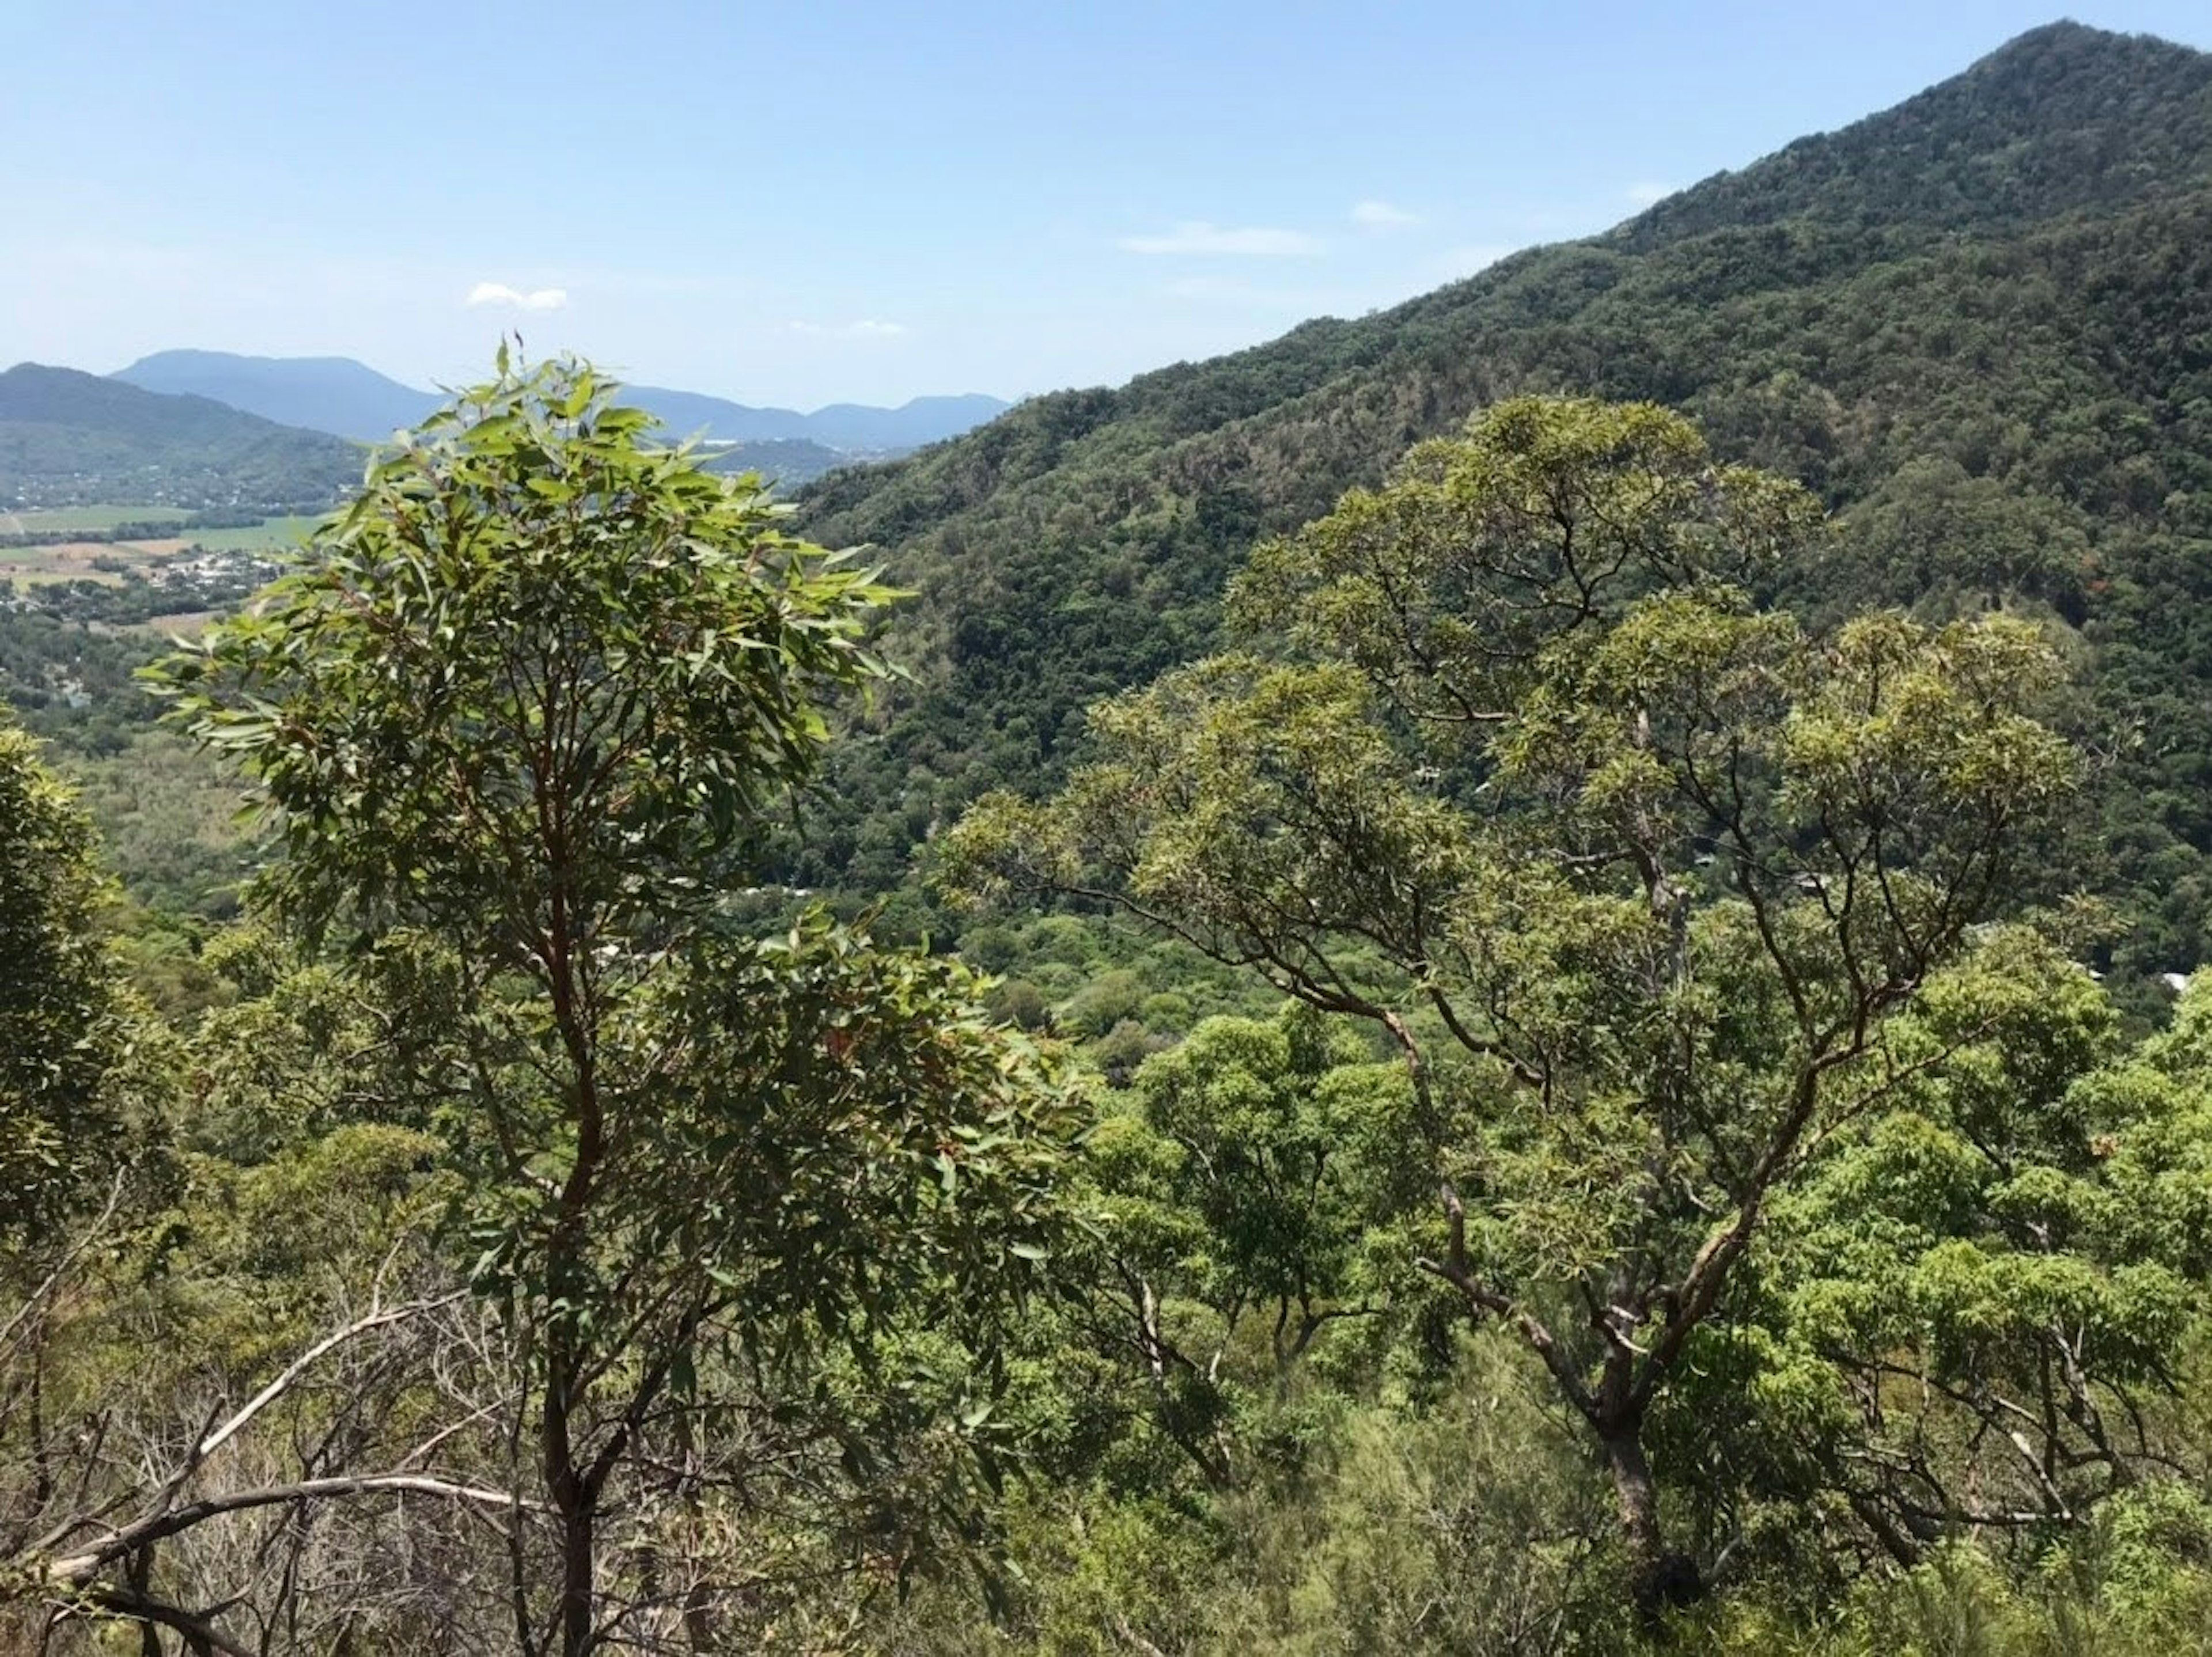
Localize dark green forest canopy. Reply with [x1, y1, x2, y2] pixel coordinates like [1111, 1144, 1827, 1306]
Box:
[790, 21, 2212, 988]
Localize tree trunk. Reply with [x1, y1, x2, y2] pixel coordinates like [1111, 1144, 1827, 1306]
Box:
[545, 1335, 597, 1657]
[1597, 1420, 1701, 1624]
[543, 917, 604, 1657]
[557, 1497, 596, 1657]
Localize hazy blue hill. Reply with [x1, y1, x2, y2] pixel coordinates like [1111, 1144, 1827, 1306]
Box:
[803, 395, 1015, 452]
[114, 350, 1010, 453]
[115, 350, 440, 443]
[626, 386, 1011, 450]
[0, 363, 360, 508]
[626, 386, 826, 445]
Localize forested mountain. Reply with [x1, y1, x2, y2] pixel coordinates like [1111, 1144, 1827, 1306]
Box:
[0, 363, 361, 507]
[19, 24, 2212, 1656]
[695, 435, 854, 485]
[115, 348, 1010, 452]
[794, 21, 2212, 983]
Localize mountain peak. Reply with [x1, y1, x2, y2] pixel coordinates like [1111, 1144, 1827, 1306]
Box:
[1611, 18, 2212, 253]
[109, 350, 1010, 453]
[114, 351, 438, 443]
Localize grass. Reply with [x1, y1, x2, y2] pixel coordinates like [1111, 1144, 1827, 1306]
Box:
[0, 505, 188, 533]
[184, 514, 325, 551]
[0, 537, 197, 588]
[0, 506, 329, 552]
[131, 609, 224, 637]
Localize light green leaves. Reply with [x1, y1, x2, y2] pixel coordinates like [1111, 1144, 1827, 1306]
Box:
[0, 712, 126, 1243]
[1228, 396, 1825, 737]
[942, 395, 2098, 1580]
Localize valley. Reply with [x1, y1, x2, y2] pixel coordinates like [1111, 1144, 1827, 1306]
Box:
[7, 17, 2212, 1655]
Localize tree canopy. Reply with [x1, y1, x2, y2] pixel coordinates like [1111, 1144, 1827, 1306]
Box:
[0, 710, 125, 1244]
[21, 352, 1082, 1654]
[946, 395, 2085, 1613]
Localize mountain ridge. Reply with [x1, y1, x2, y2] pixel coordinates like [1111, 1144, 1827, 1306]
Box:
[0, 363, 361, 509]
[778, 20, 2212, 994]
[112, 350, 1011, 452]
[1612, 20, 2212, 254]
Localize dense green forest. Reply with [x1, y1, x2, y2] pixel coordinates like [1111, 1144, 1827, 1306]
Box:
[792, 21, 2212, 998]
[13, 20, 2212, 1656]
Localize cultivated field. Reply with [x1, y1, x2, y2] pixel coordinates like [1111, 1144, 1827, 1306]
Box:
[2, 537, 194, 587]
[0, 505, 320, 587]
[186, 514, 324, 551]
[0, 505, 188, 534]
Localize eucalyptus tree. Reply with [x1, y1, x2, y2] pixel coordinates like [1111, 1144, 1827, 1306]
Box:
[944, 397, 2080, 1614]
[151, 354, 1076, 1654]
[1730, 927, 2203, 1575]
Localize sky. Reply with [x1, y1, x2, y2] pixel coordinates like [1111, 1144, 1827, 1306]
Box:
[3, 1, 2209, 411]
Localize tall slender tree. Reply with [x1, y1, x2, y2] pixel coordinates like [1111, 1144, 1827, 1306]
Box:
[156, 353, 1074, 1652]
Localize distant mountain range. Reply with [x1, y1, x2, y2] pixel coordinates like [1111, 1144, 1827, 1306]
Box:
[112, 351, 1010, 453]
[0, 352, 1012, 508]
[0, 363, 361, 510]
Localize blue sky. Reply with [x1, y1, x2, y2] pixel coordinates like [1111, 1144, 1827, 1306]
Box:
[4, 1, 2207, 409]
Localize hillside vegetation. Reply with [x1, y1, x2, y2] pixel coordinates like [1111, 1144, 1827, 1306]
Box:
[14, 24, 2212, 1656]
[794, 22, 2212, 989]
[0, 363, 361, 509]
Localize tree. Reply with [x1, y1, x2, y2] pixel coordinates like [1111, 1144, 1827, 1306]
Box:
[0, 708, 124, 1245]
[944, 396, 2080, 1615]
[151, 354, 1075, 1654]
[1733, 927, 2198, 1571]
[1054, 1006, 1415, 1495]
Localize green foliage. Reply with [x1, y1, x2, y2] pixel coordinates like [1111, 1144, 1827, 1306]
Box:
[17, 29, 2212, 1648]
[0, 710, 124, 1241]
[1112, 1007, 1413, 1332]
[126, 353, 1081, 1651]
[947, 395, 2086, 1612]
[150, 352, 897, 946]
[875, 1331, 1636, 1655]
[783, 26, 2212, 1002]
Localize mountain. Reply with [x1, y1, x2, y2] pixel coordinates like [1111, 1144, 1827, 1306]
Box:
[695, 437, 852, 487]
[801, 396, 1016, 452]
[0, 363, 362, 509]
[115, 350, 438, 445]
[1611, 20, 2212, 252]
[786, 22, 2212, 987]
[113, 351, 1011, 453]
[631, 388, 1010, 453]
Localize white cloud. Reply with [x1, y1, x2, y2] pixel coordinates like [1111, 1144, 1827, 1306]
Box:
[1624, 181, 1676, 207]
[1351, 199, 1419, 228]
[785, 318, 907, 339]
[1118, 221, 1323, 257]
[466, 280, 568, 312]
